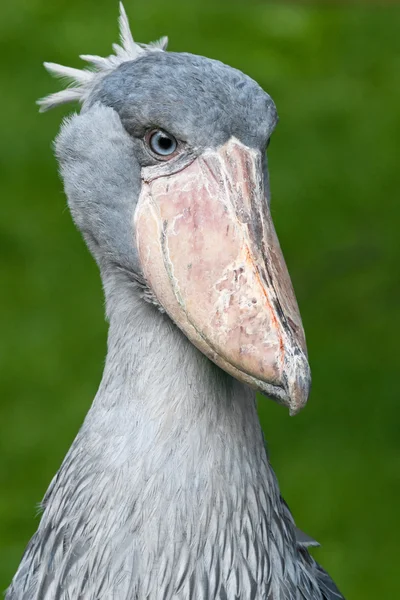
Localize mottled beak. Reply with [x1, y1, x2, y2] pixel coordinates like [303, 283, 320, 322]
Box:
[135, 138, 311, 414]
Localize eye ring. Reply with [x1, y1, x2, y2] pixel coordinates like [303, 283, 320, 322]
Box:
[145, 129, 178, 160]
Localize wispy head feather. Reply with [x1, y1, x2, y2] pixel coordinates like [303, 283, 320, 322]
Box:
[37, 3, 168, 112]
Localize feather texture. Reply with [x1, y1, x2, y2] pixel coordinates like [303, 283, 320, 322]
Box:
[37, 3, 167, 112]
[5, 279, 345, 600]
[7, 276, 271, 599]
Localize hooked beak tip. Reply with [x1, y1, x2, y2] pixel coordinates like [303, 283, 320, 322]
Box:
[287, 364, 312, 416]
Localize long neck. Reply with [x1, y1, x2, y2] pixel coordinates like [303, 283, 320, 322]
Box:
[28, 272, 297, 599]
[94, 270, 270, 486]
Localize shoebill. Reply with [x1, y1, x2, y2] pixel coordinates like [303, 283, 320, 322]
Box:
[6, 5, 344, 599]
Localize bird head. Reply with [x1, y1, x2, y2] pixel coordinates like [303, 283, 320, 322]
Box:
[40, 4, 311, 415]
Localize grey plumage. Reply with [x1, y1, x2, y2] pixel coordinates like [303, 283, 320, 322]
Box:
[7, 5, 345, 599]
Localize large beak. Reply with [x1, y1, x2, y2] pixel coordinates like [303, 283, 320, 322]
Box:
[135, 138, 310, 414]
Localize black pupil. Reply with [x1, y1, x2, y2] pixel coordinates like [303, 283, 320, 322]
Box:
[158, 135, 172, 150]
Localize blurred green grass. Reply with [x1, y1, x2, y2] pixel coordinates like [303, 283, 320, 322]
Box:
[0, 1, 399, 598]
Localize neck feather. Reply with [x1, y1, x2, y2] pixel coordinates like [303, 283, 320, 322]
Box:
[19, 270, 301, 599]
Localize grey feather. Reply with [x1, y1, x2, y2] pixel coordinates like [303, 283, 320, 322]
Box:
[295, 528, 320, 549]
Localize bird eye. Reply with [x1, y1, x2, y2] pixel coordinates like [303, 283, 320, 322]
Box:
[147, 129, 178, 159]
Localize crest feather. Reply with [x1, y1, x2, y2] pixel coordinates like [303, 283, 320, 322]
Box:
[37, 3, 168, 112]
[118, 3, 139, 57]
[43, 63, 93, 85]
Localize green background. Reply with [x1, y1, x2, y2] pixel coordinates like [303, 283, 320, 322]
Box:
[0, 1, 399, 598]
